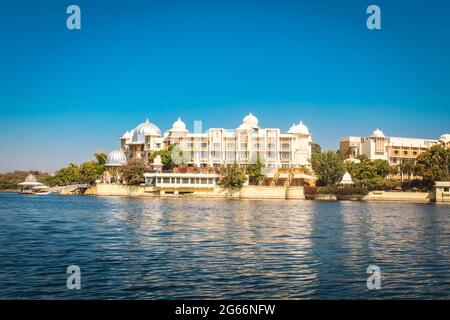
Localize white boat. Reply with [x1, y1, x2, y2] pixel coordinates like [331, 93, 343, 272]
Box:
[18, 174, 51, 195]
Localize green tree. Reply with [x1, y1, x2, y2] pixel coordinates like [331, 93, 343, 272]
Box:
[347, 157, 377, 181]
[399, 159, 415, 180]
[53, 163, 81, 186]
[80, 161, 104, 185]
[373, 159, 391, 178]
[311, 143, 322, 156]
[120, 159, 148, 185]
[415, 145, 450, 181]
[0, 170, 53, 190]
[357, 155, 369, 162]
[95, 152, 107, 165]
[149, 144, 184, 170]
[220, 165, 247, 189]
[246, 155, 263, 185]
[0, 177, 18, 190]
[311, 151, 345, 186]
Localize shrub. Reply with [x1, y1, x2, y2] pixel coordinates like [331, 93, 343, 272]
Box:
[317, 186, 337, 194]
[303, 186, 317, 196]
[401, 179, 434, 192]
[336, 186, 368, 196]
[219, 165, 247, 189]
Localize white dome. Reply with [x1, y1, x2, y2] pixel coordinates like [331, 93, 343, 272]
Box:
[238, 123, 254, 131]
[169, 117, 187, 132]
[439, 134, 450, 144]
[288, 121, 310, 135]
[25, 174, 37, 183]
[242, 113, 259, 128]
[107, 149, 127, 166]
[344, 158, 361, 164]
[152, 155, 162, 166]
[372, 128, 385, 138]
[132, 119, 161, 142]
[121, 130, 133, 140]
[340, 171, 354, 185]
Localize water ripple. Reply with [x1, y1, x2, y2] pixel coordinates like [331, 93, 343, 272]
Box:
[0, 193, 449, 299]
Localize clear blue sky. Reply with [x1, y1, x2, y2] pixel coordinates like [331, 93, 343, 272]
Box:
[0, 0, 449, 172]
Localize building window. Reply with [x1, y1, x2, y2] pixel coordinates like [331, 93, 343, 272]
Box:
[282, 143, 290, 149]
[280, 152, 290, 159]
[213, 143, 221, 148]
[240, 143, 248, 148]
[239, 152, 248, 159]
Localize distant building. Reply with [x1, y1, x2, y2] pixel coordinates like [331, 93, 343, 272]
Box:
[340, 129, 450, 165]
[103, 149, 127, 183]
[18, 174, 50, 195]
[434, 181, 450, 203]
[114, 113, 313, 169]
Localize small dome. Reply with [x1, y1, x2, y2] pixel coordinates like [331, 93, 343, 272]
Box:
[372, 128, 385, 138]
[106, 149, 127, 166]
[340, 171, 354, 185]
[121, 130, 133, 140]
[242, 113, 259, 128]
[169, 117, 188, 132]
[25, 174, 37, 183]
[132, 119, 161, 142]
[238, 123, 254, 131]
[288, 121, 310, 135]
[344, 158, 361, 164]
[439, 134, 450, 144]
[152, 155, 162, 166]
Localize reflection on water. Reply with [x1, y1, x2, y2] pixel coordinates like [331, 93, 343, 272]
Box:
[0, 193, 449, 299]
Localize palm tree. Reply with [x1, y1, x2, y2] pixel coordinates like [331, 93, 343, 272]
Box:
[95, 152, 107, 165]
[400, 159, 415, 181]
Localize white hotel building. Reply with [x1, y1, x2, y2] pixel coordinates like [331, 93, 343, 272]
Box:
[340, 129, 450, 165]
[109, 113, 312, 169]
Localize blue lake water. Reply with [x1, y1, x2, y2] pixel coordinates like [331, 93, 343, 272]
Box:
[0, 192, 449, 299]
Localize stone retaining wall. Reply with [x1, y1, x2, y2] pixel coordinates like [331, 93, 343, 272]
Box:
[93, 183, 438, 203]
[94, 184, 304, 200]
[363, 191, 431, 203]
[96, 183, 146, 197]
